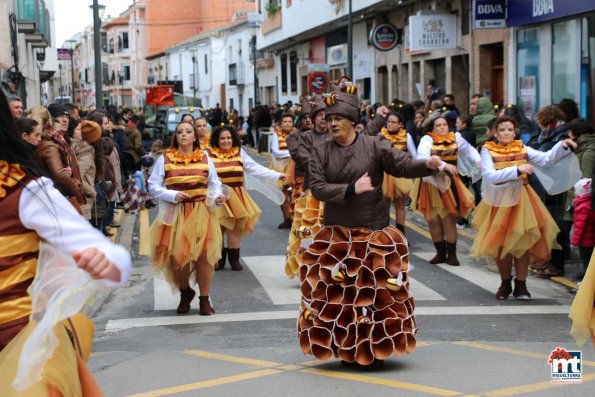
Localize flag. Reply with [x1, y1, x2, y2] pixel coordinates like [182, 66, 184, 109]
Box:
[146, 85, 175, 106]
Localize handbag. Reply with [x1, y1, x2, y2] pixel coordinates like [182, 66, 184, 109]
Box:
[122, 177, 142, 214]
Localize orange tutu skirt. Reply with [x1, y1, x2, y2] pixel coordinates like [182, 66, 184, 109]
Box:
[298, 226, 417, 364]
[382, 174, 413, 201]
[285, 191, 324, 278]
[216, 186, 261, 236]
[0, 315, 102, 397]
[410, 175, 475, 221]
[151, 201, 222, 286]
[470, 185, 560, 262]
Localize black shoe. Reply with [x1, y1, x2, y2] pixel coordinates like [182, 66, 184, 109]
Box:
[278, 218, 292, 229]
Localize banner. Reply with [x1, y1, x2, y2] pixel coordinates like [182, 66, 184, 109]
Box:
[473, 0, 507, 28]
[146, 85, 175, 106]
[409, 15, 457, 52]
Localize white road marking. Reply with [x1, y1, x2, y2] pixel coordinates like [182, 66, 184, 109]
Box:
[105, 305, 571, 332]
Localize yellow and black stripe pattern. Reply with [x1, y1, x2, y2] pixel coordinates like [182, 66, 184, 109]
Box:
[163, 149, 210, 202]
[208, 147, 244, 188]
[484, 140, 529, 183]
[430, 132, 458, 165]
[380, 128, 408, 152]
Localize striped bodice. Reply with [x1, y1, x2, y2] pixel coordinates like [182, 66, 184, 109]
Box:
[380, 128, 408, 152]
[199, 134, 211, 150]
[276, 130, 289, 151]
[430, 132, 458, 165]
[485, 140, 529, 184]
[0, 162, 39, 350]
[208, 147, 244, 188]
[163, 149, 210, 203]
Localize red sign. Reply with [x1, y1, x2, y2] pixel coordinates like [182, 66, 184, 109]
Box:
[57, 48, 72, 60]
[370, 23, 399, 51]
[307, 71, 330, 94]
[146, 85, 175, 106]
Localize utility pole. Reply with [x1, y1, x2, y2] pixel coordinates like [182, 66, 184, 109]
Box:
[92, 0, 104, 108]
[347, 0, 353, 78]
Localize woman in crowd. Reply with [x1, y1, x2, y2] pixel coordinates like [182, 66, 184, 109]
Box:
[208, 126, 285, 270]
[471, 116, 577, 300]
[271, 113, 295, 229]
[15, 118, 42, 154]
[411, 116, 481, 266]
[195, 117, 211, 149]
[0, 89, 131, 396]
[299, 80, 443, 367]
[148, 121, 225, 315]
[380, 111, 418, 234]
[413, 109, 427, 144]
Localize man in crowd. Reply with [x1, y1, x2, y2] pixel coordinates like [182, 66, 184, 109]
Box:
[8, 95, 23, 121]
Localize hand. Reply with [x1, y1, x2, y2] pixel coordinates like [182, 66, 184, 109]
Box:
[425, 155, 443, 170]
[175, 192, 191, 202]
[517, 164, 534, 175]
[73, 248, 121, 282]
[443, 163, 458, 176]
[63, 166, 72, 176]
[354, 172, 373, 194]
[562, 139, 577, 150]
[215, 195, 225, 206]
[377, 106, 389, 118]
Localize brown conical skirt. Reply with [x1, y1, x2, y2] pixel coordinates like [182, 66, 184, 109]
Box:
[298, 225, 417, 365]
[285, 191, 324, 279]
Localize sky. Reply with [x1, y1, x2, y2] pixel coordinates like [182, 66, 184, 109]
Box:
[54, 0, 132, 46]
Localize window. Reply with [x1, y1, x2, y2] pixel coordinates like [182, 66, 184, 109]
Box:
[123, 65, 131, 81]
[552, 20, 579, 104]
[121, 32, 129, 50]
[290, 51, 298, 93]
[517, 28, 540, 119]
[281, 53, 287, 93]
[204, 54, 208, 74]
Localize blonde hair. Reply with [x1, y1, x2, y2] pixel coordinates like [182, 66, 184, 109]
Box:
[25, 106, 51, 128]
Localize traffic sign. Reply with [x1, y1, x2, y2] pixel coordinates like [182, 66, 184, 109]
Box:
[307, 71, 330, 94]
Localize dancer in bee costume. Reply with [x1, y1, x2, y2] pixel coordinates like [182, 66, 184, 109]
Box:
[410, 115, 481, 266]
[0, 90, 132, 396]
[271, 113, 296, 229]
[379, 111, 418, 234]
[195, 117, 211, 149]
[287, 95, 314, 215]
[149, 121, 226, 315]
[208, 126, 286, 271]
[298, 78, 445, 367]
[471, 116, 578, 301]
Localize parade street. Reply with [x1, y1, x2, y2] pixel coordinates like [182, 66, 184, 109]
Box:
[87, 151, 592, 397]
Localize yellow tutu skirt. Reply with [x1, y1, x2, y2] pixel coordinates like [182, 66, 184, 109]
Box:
[285, 191, 325, 279]
[151, 201, 222, 285]
[271, 158, 290, 188]
[216, 186, 261, 237]
[0, 315, 101, 397]
[382, 174, 412, 201]
[410, 175, 475, 221]
[570, 251, 595, 346]
[470, 185, 560, 262]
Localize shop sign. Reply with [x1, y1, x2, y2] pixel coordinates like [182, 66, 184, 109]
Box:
[409, 15, 457, 51]
[508, 0, 595, 27]
[473, 0, 507, 29]
[370, 23, 400, 51]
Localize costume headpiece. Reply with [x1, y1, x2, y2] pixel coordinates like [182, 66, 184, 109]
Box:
[323, 76, 359, 122]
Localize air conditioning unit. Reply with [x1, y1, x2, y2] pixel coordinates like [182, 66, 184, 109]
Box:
[327, 44, 347, 66]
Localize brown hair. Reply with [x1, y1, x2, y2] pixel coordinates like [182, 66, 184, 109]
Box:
[535, 105, 566, 128]
[169, 122, 199, 149]
[494, 115, 519, 130]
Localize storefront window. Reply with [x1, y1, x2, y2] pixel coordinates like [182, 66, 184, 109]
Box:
[517, 28, 540, 119]
[552, 20, 579, 105]
[582, 16, 595, 123]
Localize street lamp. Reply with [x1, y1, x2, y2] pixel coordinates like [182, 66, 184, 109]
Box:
[64, 39, 77, 102]
[90, 1, 106, 108]
[347, 0, 353, 78]
[249, 25, 260, 106]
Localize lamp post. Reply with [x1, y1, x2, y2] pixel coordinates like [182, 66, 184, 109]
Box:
[58, 63, 63, 99]
[251, 34, 259, 105]
[64, 39, 77, 103]
[347, 0, 353, 78]
[90, 1, 106, 108]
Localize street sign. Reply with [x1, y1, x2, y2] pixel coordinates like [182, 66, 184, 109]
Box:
[370, 23, 400, 51]
[57, 48, 71, 60]
[473, 0, 506, 29]
[307, 71, 330, 94]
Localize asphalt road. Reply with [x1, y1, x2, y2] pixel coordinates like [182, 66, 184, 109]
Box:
[88, 150, 593, 397]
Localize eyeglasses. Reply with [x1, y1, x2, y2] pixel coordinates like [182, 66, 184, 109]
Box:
[386, 120, 402, 124]
[325, 115, 345, 123]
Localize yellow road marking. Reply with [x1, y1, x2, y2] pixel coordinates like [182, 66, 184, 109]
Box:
[125, 369, 282, 397]
[183, 349, 282, 368]
[298, 358, 332, 367]
[454, 341, 595, 367]
[299, 368, 462, 396]
[139, 208, 151, 256]
[482, 372, 595, 396]
[277, 364, 305, 371]
[549, 276, 578, 289]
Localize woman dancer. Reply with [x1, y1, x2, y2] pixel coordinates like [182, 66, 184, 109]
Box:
[299, 80, 443, 367]
[148, 121, 225, 315]
[471, 116, 577, 300]
[208, 126, 285, 270]
[271, 113, 296, 229]
[411, 116, 480, 266]
[0, 90, 131, 396]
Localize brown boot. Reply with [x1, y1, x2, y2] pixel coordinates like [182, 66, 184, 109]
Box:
[215, 248, 227, 271]
[513, 279, 532, 301]
[495, 277, 513, 300]
[429, 241, 447, 264]
[228, 248, 243, 271]
[199, 296, 215, 315]
[177, 287, 196, 314]
[278, 218, 292, 229]
[445, 241, 460, 266]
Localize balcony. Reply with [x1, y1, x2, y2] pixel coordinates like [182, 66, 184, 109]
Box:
[14, 0, 51, 46]
[228, 62, 245, 86]
[261, 9, 282, 35]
